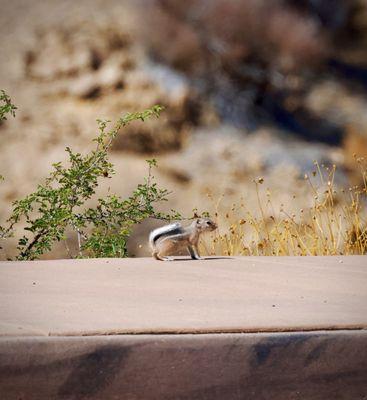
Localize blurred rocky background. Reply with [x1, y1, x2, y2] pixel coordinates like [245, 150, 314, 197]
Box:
[1, 0, 367, 258]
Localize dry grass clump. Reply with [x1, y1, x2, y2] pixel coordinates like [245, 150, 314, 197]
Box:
[201, 159, 367, 256]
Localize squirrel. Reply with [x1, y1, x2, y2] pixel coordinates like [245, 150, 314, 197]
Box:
[149, 218, 217, 261]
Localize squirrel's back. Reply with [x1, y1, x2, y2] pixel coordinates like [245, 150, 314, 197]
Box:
[149, 222, 183, 249]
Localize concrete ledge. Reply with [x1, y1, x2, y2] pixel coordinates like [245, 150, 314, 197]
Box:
[0, 256, 366, 399]
[1, 331, 367, 399]
[0, 256, 366, 335]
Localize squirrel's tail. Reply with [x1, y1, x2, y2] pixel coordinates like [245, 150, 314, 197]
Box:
[149, 222, 182, 250]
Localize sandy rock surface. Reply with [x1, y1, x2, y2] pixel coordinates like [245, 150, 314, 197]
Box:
[0, 0, 364, 259]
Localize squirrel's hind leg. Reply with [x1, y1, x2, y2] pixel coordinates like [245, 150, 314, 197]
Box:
[152, 250, 169, 261]
[152, 243, 175, 261]
[152, 239, 177, 261]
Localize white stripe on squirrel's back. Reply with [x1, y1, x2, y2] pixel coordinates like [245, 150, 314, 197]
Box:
[149, 222, 182, 248]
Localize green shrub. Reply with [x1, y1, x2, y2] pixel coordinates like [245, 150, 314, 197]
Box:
[1, 102, 181, 260]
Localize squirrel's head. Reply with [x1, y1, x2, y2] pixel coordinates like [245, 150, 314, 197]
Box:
[195, 218, 217, 232]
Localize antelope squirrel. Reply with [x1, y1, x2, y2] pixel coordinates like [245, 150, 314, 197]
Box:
[149, 218, 217, 261]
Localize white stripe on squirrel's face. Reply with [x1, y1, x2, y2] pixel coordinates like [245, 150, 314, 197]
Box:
[196, 218, 217, 232]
